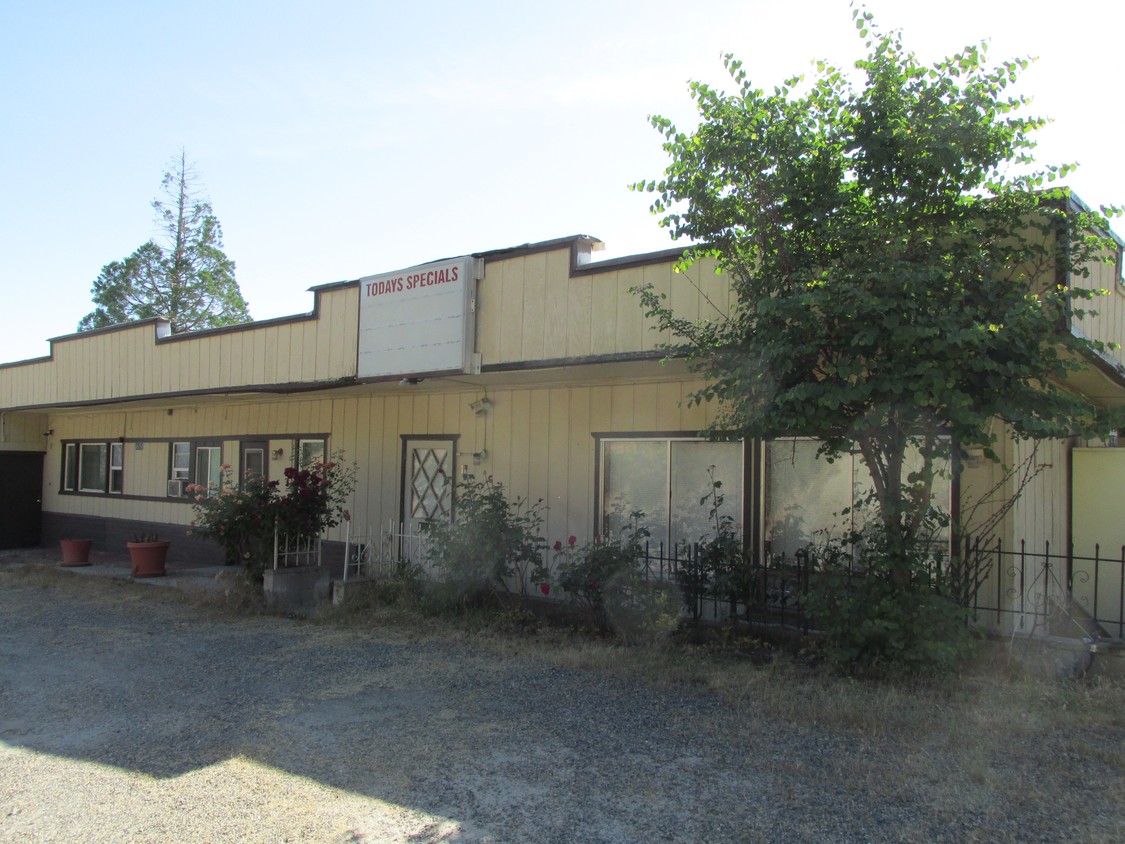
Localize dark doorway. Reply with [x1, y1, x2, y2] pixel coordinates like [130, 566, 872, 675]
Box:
[0, 452, 44, 548]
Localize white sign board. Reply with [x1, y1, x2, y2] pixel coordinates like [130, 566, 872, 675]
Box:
[357, 256, 477, 378]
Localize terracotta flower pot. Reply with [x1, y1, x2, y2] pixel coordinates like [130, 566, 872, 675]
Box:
[60, 539, 93, 566]
[127, 541, 170, 578]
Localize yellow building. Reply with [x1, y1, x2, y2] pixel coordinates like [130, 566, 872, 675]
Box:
[2, 226, 1124, 638]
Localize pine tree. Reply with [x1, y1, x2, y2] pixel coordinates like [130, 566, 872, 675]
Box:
[78, 151, 250, 333]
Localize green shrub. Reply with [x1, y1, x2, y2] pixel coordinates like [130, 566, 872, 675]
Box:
[553, 513, 655, 634]
[804, 509, 978, 674]
[422, 476, 547, 603]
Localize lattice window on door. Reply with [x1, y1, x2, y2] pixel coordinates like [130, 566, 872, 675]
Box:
[411, 448, 451, 521]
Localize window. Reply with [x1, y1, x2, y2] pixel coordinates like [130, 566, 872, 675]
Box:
[63, 443, 78, 492]
[196, 446, 222, 495]
[61, 440, 123, 495]
[167, 441, 222, 498]
[109, 443, 124, 494]
[242, 442, 266, 488]
[171, 442, 190, 480]
[409, 444, 452, 521]
[298, 438, 326, 468]
[763, 439, 951, 560]
[598, 437, 744, 551]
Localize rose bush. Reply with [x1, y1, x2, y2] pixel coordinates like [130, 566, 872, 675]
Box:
[189, 454, 355, 580]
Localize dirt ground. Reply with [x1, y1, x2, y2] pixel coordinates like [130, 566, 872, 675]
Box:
[1, 558, 1122, 843]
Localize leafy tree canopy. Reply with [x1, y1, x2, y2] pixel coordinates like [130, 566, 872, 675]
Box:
[634, 8, 1123, 550]
[78, 151, 251, 333]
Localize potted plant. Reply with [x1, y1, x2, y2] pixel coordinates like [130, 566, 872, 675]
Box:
[127, 532, 170, 578]
[59, 538, 93, 566]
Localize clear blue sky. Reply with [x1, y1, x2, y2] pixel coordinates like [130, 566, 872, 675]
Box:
[2, 0, 1122, 363]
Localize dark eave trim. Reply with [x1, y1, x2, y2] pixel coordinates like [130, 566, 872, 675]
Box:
[481, 350, 668, 374]
[571, 246, 688, 276]
[2, 376, 360, 413]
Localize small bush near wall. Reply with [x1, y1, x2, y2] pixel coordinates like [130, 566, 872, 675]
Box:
[804, 508, 979, 675]
[422, 476, 547, 604]
[551, 513, 678, 642]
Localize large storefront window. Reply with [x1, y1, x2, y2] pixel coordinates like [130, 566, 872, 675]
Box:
[600, 438, 743, 551]
[763, 439, 951, 560]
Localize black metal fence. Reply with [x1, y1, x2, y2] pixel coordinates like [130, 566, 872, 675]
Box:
[633, 538, 1125, 640]
[961, 539, 1124, 641]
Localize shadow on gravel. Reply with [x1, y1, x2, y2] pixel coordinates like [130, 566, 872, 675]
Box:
[4, 564, 1123, 844]
[0, 566, 750, 842]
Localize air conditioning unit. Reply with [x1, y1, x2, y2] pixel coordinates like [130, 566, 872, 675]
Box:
[167, 479, 185, 498]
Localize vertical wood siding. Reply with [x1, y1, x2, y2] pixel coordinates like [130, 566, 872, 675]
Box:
[0, 285, 359, 408]
[0, 412, 47, 452]
[1073, 249, 1125, 370]
[475, 254, 726, 365]
[38, 378, 719, 547]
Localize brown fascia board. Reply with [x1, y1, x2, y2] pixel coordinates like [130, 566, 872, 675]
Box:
[0, 317, 174, 370]
[2, 375, 360, 413]
[46, 316, 171, 345]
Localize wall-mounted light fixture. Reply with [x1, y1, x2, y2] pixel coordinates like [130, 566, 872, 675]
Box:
[271, 447, 285, 461]
[472, 449, 487, 465]
[469, 397, 492, 415]
[43, 429, 54, 437]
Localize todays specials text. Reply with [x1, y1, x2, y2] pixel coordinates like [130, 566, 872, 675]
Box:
[365, 264, 460, 298]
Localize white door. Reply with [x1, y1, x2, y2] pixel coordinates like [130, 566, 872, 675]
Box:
[401, 438, 456, 561]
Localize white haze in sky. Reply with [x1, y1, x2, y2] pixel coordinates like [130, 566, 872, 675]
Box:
[1, 0, 1121, 363]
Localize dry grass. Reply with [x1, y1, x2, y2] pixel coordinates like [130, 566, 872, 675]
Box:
[315, 578, 1125, 747]
[7, 555, 1123, 817]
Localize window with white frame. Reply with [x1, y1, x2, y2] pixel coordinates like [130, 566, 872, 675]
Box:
[167, 441, 222, 497]
[171, 442, 190, 481]
[598, 437, 744, 552]
[62, 440, 123, 495]
[62, 443, 78, 492]
[298, 438, 326, 468]
[195, 446, 222, 495]
[109, 442, 124, 494]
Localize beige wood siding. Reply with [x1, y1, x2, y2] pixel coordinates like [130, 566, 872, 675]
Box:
[0, 412, 47, 452]
[0, 285, 359, 409]
[476, 253, 726, 366]
[1072, 248, 1125, 369]
[39, 377, 720, 547]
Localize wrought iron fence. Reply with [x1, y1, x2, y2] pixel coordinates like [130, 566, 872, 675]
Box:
[341, 520, 434, 582]
[271, 528, 322, 570]
[631, 538, 1125, 640]
[338, 516, 1125, 641]
[957, 538, 1125, 641]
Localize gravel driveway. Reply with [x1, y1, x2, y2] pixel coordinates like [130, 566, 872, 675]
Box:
[1, 563, 1122, 843]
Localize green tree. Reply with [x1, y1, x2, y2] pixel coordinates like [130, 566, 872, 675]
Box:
[634, 11, 1122, 570]
[78, 151, 250, 333]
